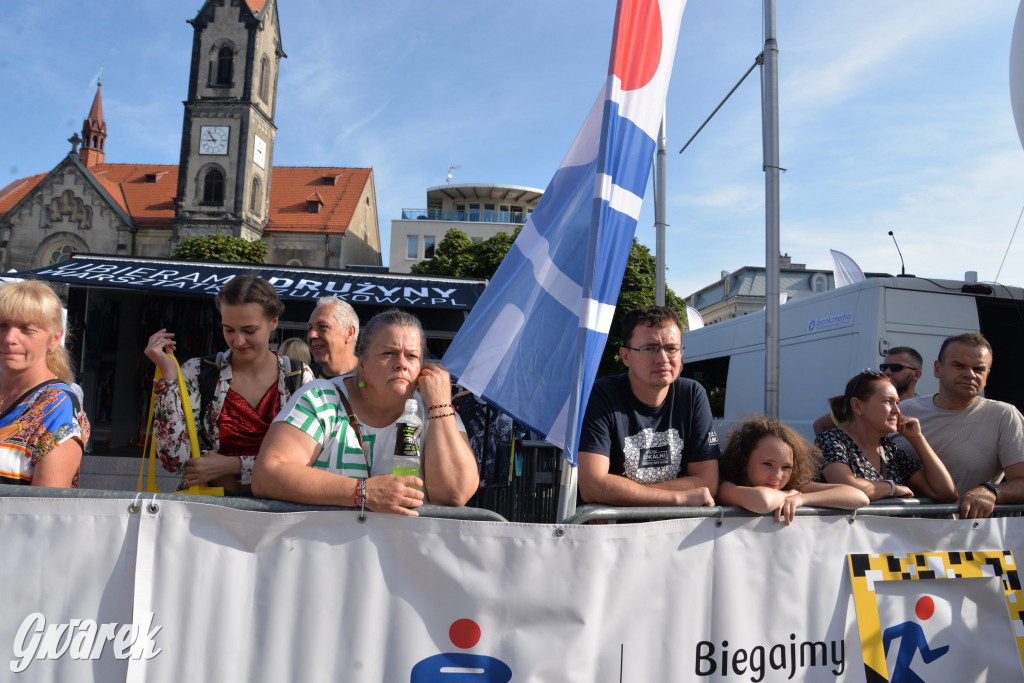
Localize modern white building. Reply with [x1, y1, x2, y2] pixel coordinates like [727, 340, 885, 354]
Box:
[685, 254, 891, 326]
[389, 183, 543, 273]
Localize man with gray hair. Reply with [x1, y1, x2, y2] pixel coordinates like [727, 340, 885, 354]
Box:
[306, 296, 359, 379]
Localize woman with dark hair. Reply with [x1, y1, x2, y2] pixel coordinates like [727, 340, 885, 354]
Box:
[253, 308, 479, 515]
[0, 280, 89, 487]
[816, 369, 956, 503]
[718, 416, 868, 525]
[145, 275, 312, 494]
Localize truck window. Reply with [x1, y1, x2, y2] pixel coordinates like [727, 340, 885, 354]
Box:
[976, 297, 1024, 414]
[682, 356, 729, 419]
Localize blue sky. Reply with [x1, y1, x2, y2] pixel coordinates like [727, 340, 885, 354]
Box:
[3, 1, 1024, 298]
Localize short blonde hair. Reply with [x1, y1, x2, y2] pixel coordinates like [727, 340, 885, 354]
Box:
[278, 337, 312, 365]
[0, 280, 74, 384]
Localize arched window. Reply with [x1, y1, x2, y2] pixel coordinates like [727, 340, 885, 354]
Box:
[258, 56, 270, 102]
[811, 273, 828, 293]
[203, 169, 225, 204]
[250, 177, 262, 214]
[216, 46, 233, 86]
[48, 244, 74, 265]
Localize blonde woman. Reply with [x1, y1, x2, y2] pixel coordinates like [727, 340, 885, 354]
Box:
[0, 280, 89, 487]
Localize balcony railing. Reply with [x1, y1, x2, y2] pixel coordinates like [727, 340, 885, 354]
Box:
[401, 208, 527, 224]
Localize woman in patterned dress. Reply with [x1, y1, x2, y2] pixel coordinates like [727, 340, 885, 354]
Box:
[816, 369, 956, 502]
[144, 275, 312, 494]
[0, 280, 89, 487]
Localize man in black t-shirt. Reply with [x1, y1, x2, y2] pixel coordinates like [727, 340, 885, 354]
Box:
[578, 306, 720, 507]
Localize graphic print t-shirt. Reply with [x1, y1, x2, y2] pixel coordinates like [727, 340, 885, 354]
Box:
[578, 374, 720, 485]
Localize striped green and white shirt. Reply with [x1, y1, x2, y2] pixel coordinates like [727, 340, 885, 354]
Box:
[275, 378, 439, 479]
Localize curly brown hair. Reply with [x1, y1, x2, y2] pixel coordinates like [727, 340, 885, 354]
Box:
[720, 416, 821, 491]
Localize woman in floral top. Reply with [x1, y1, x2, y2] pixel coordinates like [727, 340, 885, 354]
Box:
[815, 369, 956, 502]
[144, 275, 312, 494]
[0, 280, 89, 487]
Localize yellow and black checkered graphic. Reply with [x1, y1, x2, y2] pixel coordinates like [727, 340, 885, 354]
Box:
[848, 550, 1024, 683]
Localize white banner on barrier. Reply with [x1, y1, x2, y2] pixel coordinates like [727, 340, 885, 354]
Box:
[1, 497, 1023, 682]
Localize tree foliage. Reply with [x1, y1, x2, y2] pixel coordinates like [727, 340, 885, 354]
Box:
[598, 239, 687, 378]
[413, 229, 686, 378]
[172, 233, 268, 264]
[411, 228, 520, 279]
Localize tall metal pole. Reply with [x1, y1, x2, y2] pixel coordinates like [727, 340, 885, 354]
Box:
[762, 0, 780, 417]
[655, 112, 667, 307]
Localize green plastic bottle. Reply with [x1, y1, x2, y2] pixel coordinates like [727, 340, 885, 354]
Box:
[392, 398, 422, 487]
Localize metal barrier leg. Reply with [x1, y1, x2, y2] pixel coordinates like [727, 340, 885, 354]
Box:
[555, 457, 578, 524]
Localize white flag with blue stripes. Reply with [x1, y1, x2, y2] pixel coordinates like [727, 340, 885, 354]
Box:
[443, 0, 687, 464]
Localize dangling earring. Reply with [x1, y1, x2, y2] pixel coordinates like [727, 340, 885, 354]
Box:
[357, 378, 366, 388]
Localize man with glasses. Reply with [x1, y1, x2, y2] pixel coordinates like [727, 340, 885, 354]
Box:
[892, 333, 1024, 519]
[577, 306, 720, 507]
[812, 346, 923, 435]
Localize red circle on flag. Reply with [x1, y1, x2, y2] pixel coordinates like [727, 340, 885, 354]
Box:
[450, 619, 482, 649]
[610, 0, 663, 90]
[915, 595, 935, 621]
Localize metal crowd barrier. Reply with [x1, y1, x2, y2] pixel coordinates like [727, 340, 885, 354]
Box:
[565, 498, 1024, 525]
[468, 439, 562, 523]
[0, 484, 509, 522]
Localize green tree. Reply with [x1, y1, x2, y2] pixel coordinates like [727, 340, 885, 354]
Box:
[172, 233, 267, 264]
[598, 239, 687, 378]
[414, 230, 686, 377]
[411, 228, 520, 279]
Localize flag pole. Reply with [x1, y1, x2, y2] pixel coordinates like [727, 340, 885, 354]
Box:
[655, 111, 667, 306]
[762, 0, 780, 417]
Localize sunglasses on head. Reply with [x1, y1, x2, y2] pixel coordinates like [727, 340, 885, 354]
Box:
[879, 363, 917, 373]
[850, 368, 885, 396]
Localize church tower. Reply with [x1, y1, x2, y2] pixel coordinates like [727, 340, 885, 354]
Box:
[79, 81, 107, 168]
[173, 0, 285, 247]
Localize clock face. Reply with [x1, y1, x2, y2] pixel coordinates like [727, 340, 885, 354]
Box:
[199, 126, 229, 155]
[253, 135, 267, 169]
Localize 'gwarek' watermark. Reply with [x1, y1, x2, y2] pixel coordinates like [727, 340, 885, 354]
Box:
[10, 612, 162, 673]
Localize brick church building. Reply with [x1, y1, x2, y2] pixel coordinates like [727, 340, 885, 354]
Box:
[0, 0, 381, 272]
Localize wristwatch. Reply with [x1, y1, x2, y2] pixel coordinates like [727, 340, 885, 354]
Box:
[980, 481, 1000, 501]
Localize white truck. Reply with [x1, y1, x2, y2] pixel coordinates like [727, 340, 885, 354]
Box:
[680, 275, 1024, 439]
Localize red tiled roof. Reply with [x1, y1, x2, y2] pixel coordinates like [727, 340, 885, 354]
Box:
[269, 167, 372, 233]
[245, 0, 268, 13]
[0, 174, 47, 215]
[0, 163, 372, 235]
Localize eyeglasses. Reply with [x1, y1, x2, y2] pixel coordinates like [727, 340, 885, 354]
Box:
[625, 344, 683, 357]
[879, 363, 917, 373]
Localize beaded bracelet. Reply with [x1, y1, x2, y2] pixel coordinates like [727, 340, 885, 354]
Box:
[428, 411, 456, 420]
[353, 479, 367, 508]
[428, 403, 453, 411]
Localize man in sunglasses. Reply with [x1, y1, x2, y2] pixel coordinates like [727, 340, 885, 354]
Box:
[577, 306, 720, 507]
[879, 347, 923, 399]
[812, 347, 923, 435]
[893, 333, 1024, 519]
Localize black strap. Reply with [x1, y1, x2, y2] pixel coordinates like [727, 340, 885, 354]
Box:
[282, 356, 304, 395]
[0, 379, 79, 421]
[197, 354, 221, 440]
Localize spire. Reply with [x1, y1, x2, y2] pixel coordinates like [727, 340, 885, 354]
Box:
[80, 79, 107, 168]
